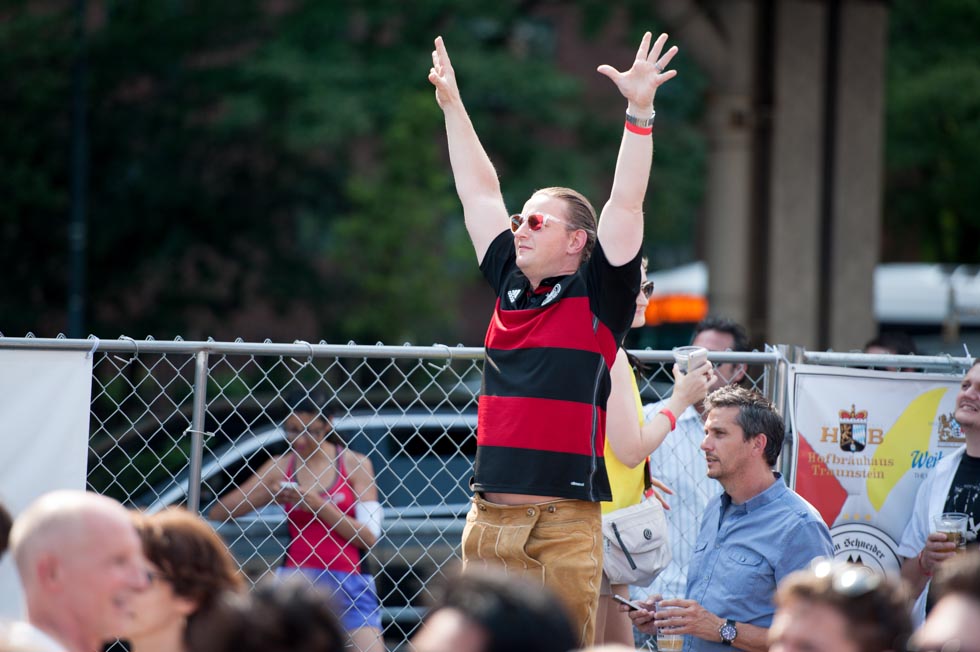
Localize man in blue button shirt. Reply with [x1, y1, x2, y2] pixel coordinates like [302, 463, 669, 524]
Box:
[628, 386, 833, 651]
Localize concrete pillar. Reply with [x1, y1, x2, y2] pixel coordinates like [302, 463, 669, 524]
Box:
[766, 0, 886, 350]
[703, 91, 755, 326]
[767, 0, 827, 349]
[700, 0, 757, 327]
[657, 0, 887, 350]
[828, 0, 887, 350]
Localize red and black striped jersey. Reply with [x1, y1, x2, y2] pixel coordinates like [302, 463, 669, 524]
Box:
[474, 230, 641, 501]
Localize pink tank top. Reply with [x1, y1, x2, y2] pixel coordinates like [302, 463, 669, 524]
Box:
[282, 450, 362, 574]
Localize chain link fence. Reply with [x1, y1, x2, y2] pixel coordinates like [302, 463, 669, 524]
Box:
[77, 339, 485, 648]
[23, 337, 946, 650]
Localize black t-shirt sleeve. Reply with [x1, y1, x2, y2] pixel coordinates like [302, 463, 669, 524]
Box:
[942, 452, 980, 547]
[479, 230, 516, 294]
[585, 242, 642, 343]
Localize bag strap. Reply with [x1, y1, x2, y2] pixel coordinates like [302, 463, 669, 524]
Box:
[610, 521, 639, 571]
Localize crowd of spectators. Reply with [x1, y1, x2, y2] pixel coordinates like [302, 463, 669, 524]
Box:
[0, 336, 980, 652]
[3, 500, 974, 652]
[1, 347, 976, 652]
[0, 357, 975, 652]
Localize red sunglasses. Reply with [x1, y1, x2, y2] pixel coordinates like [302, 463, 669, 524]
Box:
[510, 212, 566, 233]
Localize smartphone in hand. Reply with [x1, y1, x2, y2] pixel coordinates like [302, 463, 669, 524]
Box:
[612, 594, 645, 611]
[686, 347, 709, 374]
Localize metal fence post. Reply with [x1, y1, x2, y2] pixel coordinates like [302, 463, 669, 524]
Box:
[777, 345, 804, 485]
[186, 349, 209, 514]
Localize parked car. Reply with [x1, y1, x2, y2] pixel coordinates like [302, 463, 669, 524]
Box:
[129, 409, 477, 643]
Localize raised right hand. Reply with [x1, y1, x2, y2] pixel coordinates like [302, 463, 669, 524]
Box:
[428, 36, 462, 109]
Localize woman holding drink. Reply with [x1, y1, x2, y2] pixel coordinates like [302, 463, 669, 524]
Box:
[597, 262, 714, 646]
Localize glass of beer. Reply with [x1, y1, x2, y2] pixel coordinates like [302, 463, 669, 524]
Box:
[933, 512, 969, 552]
[656, 598, 683, 651]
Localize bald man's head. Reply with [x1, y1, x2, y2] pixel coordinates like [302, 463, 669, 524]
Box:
[9, 491, 148, 652]
[10, 491, 126, 577]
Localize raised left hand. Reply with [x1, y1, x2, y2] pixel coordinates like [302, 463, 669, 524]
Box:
[597, 32, 678, 109]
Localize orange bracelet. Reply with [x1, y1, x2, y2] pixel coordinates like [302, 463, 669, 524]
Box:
[624, 120, 653, 136]
[659, 408, 677, 431]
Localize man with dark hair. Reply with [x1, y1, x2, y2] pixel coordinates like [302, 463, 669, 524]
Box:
[428, 30, 681, 646]
[693, 316, 751, 357]
[864, 331, 919, 371]
[769, 559, 912, 652]
[410, 568, 578, 652]
[864, 331, 918, 357]
[629, 386, 833, 651]
[898, 359, 980, 626]
[185, 579, 347, 652]
[642, 316, 750, 603]
[910, 548, 980, 650]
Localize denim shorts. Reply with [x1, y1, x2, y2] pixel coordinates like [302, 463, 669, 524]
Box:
[276, 566, 382, 632]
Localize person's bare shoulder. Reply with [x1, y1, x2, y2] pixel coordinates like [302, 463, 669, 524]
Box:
[344, 449, 374, 472]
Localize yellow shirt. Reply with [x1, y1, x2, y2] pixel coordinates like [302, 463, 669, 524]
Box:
[601, 371, 646, 513]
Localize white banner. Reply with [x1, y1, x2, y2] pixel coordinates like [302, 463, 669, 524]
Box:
[788, 364, 964, 574]
[0, 349, 93, 617]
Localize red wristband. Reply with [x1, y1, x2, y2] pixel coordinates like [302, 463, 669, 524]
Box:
[659, 408, 677, 431]
[624, 120, 653, 136]
[918, 550, 933, 577]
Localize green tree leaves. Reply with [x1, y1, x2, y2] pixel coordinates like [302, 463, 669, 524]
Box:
[885, 0, 980, 263]
[1, 2, 706, 342]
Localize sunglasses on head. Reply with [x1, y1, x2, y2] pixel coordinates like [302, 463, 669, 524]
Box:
[813, 559, 879, 595]
[510, 212, 567, 233]
[641, 281, 655, 299]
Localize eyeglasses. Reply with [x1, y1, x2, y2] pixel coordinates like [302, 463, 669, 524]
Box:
[283, 418, 330, 439]
[810, 558, 880, 597]
[510, 212, 567, 233]
[640, 281, 655, 299]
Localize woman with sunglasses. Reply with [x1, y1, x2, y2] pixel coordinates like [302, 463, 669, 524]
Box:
[119, 507, 243, 652]
[210, 391, 384, 652]
[597, 261, 714, 646]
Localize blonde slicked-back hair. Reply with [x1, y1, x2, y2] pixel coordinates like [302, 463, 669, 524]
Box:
[535, 187, 598, 263]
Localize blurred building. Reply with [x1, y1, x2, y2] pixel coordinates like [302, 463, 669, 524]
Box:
[523, 0, 891, 351]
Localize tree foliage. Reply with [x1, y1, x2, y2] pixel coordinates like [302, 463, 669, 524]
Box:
[885, 0, 980, 263]
[0, 1, 705, 343]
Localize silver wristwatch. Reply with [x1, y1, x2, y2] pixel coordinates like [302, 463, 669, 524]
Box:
[720, 618, 737, 646]
[625, 109, 656, 129]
